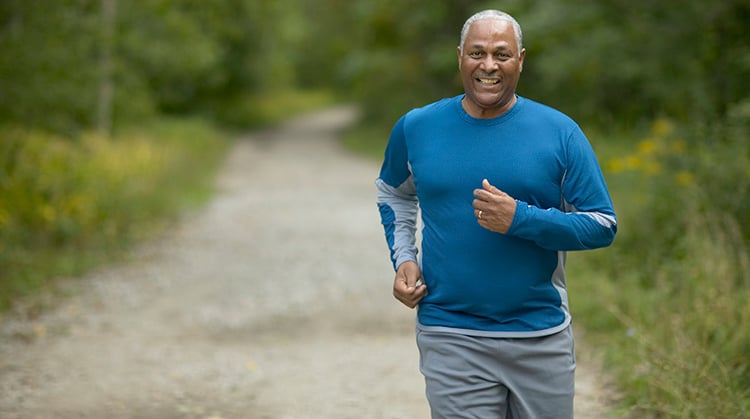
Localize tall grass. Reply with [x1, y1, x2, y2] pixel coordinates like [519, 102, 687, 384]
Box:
[569, 115, 750, 417]
[571, 210, 750, 417]
[0, 118, 228, 312]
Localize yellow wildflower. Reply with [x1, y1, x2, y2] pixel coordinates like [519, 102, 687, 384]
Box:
[674, 171, 694, 186]
[670, 139, 687, 154]
[625, 155, 641, 170]
[40, 205, 56, 223]
[637, 138, 659, 156]
[642, 160, 662, 175]
[607, 159, 626, 173]
[651, 118, 674, 137]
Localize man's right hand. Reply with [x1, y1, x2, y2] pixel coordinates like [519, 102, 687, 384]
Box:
[393, 261, 427, 308]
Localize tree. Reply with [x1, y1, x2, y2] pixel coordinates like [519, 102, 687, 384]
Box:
[0, 0, 100, 133]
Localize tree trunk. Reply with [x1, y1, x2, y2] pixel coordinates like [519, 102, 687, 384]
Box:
[97, 0, 116, 136]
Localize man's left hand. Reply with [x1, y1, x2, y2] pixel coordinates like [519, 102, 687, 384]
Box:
[472, 178, 516, 234]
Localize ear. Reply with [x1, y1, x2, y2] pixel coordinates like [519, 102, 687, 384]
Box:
[457, 46, 462, 70]
[518, 48, 526, 72]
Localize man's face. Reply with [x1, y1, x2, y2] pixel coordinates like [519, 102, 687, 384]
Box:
[458, 19, 525, 118]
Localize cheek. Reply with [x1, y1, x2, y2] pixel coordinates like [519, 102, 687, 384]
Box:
[460, 63, 478, 79]
[505, 62, 522, 75]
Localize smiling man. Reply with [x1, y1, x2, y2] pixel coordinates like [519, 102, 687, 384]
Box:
[458, 14, 525, 119]
[376, 9, 617, 419]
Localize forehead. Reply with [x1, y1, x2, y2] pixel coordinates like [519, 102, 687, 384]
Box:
[465, 19, 517, 50]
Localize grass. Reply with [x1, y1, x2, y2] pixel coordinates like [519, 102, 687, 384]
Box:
[570, 125, 750, 418]
[569, 210, 750, 418]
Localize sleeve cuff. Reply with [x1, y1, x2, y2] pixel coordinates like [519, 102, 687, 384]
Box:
[507, 199, 529, 235]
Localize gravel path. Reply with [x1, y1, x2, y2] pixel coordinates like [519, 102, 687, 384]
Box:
[0, 107, 615, 418]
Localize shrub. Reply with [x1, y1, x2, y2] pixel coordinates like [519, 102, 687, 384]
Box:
[574, 112, 750, 417]
[0, 119, 228, 311]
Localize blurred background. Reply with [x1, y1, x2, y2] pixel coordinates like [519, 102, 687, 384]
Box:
[1, 0, 748, 417]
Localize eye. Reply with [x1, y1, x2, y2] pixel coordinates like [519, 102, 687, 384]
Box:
[468, 51, 483, 58]
[496, 53, 512, 60]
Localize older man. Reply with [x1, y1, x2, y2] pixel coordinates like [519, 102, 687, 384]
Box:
[376, 9, 617, 418]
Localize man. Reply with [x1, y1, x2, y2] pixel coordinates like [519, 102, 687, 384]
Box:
[375, 9, 617, 419]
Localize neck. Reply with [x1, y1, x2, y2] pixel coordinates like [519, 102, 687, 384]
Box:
[462, 95, 517, 119]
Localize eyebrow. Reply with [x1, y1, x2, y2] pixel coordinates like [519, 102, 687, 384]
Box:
[468, 43, 513, 51]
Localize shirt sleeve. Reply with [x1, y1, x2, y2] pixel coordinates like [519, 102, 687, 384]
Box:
[376, 116, 419, 270]
[507, 127, 617, 251]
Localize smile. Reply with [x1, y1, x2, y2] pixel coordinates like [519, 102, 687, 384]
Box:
[477, 78, 500, 85]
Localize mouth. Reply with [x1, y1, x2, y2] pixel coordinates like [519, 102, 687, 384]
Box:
[476, 78, 500, 85]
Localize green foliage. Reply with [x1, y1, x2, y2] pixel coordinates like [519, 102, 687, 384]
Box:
[336, 0, 750, 130]
[569, 113, 750, 417]
[0, 0, 324, 132]
[526, 1, 750, 124]
[691, 100, 750, 237]
[117, 0, 228, 113]
[3, 0, 747, 132]
[0, 0, 100, 133]
[0, 119, 229, 312]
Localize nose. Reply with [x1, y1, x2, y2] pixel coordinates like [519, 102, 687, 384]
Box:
[480, 55, 499, 72]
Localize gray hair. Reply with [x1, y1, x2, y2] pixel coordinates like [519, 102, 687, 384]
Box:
[459, 10, 523, 54]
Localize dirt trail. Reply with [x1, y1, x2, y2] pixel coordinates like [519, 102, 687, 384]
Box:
[0, 107, 615, 418]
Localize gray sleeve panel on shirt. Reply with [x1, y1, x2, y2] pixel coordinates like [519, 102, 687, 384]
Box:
[376, 176, 419, 270]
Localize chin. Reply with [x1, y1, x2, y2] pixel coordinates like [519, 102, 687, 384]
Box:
[472, 95, 505, 109]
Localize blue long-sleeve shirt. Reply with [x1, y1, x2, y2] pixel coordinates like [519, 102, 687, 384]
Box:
[376, 95, 617, 338]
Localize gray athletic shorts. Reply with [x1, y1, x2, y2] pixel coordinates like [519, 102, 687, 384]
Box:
[416, 325, 575, 419]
